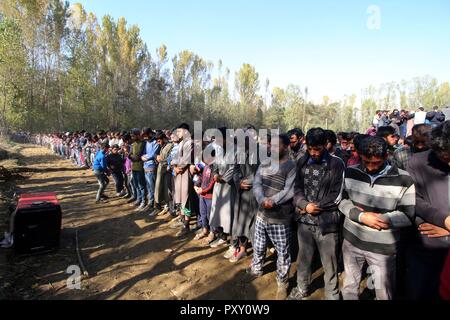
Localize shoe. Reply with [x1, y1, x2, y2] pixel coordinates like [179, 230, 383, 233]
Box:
[210, 238, 227, 248]
[0, 232, 13, 248]
[122, 193, 132, 199]
[244, 267, 263, 279]
[157, 207, 169, 216]
[130, 201, 140, 207]
[127, 198, 137, 204]
[117, 191, 127, 197]
[100, 194, 109, 200]
[223, 246, 236, 259]
[148, 207, 159, 217]
[176, 227, 190, 237]
[193, 230, 208, 241]
[202, 233, 216, 247]
[229, 250, 247, 263]
[135, 203, 147, 212]
[276, 282, 289, 300]
[287, 287, 310, 301]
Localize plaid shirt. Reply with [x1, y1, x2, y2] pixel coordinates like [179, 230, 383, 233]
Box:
[392, 146, 413, 170]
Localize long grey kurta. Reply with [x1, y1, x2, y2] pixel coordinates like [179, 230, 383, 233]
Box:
[232, 149, 259, 241]
[172, 138, 194, 209]
[209, 144, 236, 234]
[154, 142, 174, 205]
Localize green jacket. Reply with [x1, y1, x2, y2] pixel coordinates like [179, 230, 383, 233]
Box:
[130, 141, 144, 171]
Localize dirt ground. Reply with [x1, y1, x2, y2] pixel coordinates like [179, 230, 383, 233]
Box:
[0, 141, 360, 300]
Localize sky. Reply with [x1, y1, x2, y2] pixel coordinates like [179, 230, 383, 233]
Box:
[71, 0, 450, 104]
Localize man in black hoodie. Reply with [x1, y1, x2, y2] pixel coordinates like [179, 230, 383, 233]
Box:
[288, 128, 345, 300]
[406, 120, 450, 300]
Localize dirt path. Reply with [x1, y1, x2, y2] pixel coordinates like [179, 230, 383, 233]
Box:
[1, 143, 335, 300]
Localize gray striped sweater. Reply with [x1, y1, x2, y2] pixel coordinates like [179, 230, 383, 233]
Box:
[338, 164, 416, 255]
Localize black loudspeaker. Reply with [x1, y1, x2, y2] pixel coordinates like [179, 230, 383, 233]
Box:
[13, 193, 62, 254]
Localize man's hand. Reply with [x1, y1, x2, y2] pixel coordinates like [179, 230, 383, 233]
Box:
[419, 223, 450, 238]
[360, 212, 390, 231]
[175, 167, 184, 175]
[306, 203, 322, 215]
[156, 155, 163, 162]
[194, 186, 203, 195]
[240, 180, 252, 190]
[262, 199, 274, 209]
[445, 216, 450, 232]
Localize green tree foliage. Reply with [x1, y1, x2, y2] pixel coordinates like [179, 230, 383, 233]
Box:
[0, 1, 448, 133]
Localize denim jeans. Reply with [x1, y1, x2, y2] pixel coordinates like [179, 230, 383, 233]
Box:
[145, 170, 156, 206]
[132, 170, 146, 205]
[111, 171, 125, 194]
[198, 196, 212, 229]
[94, 170, 109, 201]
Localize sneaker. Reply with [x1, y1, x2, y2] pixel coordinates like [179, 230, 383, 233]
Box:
[210, 238, 227, 248]
[100, 194, 109, 200]
[229, 250, 247, 263]
[148, 207, 159, 217]
[129, 200, 140, 207]
[117, 191, 127, 198]
[0, 233, 13, 248]
[122, 193, 132, 199]
[157, 207, 169, 216]
[135, 203, 147, 212]
[223, 246, 236, 259]
[127, 198, 137, 204]
[287, 287, 310, 301]
[244, 267, 263, 279]
[276, 282, 289, 300]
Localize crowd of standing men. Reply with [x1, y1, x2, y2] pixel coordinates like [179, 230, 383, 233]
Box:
[27, 106, 450, 300]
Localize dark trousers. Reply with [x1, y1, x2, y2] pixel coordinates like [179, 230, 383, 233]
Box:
[296, 223, 340, 300]
[94, 170, 109, 201]
[405, 244, 447, 300]
[111, 171, 125, 194]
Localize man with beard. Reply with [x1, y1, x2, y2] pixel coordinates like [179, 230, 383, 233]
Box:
[288, 128, 345, 300]
[393, 124, 432, 170]
[405, 121, 450, 300]
[339, 136, 416, 300]
[288, 128, 306, 162]
[249, 134, 296, 300]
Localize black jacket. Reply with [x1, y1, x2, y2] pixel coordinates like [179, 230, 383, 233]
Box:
[426, 111, 446, 125]
[294, 152, 346, 234]
[106, 153, 125, 173]
[407, 150, 450, 249]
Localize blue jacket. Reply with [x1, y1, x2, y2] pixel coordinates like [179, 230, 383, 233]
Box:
[93, 150, 108, 172]
[142, 140, 161, 170]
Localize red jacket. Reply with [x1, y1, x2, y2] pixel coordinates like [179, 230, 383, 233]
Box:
[441, 249, 450, 300]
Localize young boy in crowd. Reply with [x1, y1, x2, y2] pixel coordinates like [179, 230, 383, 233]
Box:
[193, 150, 216, 241]
[93, 142, 110, 203]
[106, 144, 127, 197]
